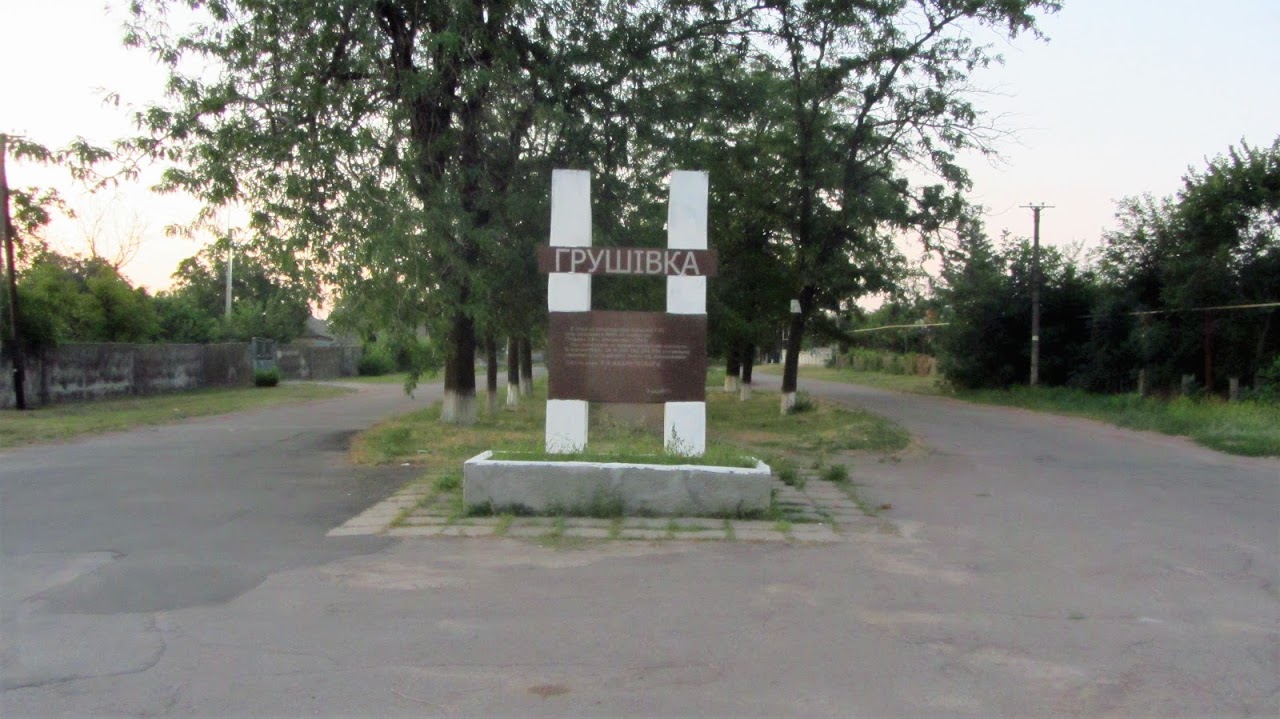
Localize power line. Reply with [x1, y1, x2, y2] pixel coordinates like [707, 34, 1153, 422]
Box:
[849, 322, 951, 333]
[1081, 301, 1280, 320]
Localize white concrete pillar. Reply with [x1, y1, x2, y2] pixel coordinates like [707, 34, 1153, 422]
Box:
[546, 169, 592, 453]
[664, 170, 708, 456]
[546, 399, 590, 453]
[664, 401, 706, 457]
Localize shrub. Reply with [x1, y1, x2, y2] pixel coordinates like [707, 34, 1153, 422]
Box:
[358, 344, 396, 376]
[788, 390, 816, 413]
[821, 463, 850, 483]
[1257, 356, 1280, 402]
[774, 459, 805, 489]
[254, 367, 281, 387]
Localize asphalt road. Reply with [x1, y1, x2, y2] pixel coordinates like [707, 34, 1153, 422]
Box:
[2, 375, 1276, 717]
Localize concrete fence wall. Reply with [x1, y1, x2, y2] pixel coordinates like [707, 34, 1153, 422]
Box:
[833, 350, 938, 376]
[782, 347, 836, 367]
[275, 345, 361, 380]
[1, 342, 361, 409]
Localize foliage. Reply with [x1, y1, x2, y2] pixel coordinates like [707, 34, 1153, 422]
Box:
[1255, 355, 1280, 402]
[842, 348, 932, 376]
[4, 247, 160, 351]
[1087, 138, 1280, 393]
[820, 463, 849, 484]
[747, 0, 1060, 394]
[122, 0, 1059, 424]
[158, 245, 312, 343]
[787, 390, 816, 414]
[123, 0, 758, 422]
[937, 230, 1094, 390]
[253, 367, 281, 387]
[357, 343, 396, 377]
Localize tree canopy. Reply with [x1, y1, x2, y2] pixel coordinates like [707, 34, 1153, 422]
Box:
[123, 0, 1059, 420]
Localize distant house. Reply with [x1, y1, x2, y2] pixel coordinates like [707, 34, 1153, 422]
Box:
[296, 315, 359, 347]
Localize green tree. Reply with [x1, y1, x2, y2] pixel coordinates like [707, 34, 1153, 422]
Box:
[938, 229, 1094, 390]
[7, 248, 160, 346]
[125, 0, 742, 423]
[741, 0, 1059, 411]
[159, 246, 312, 343]
[1092, 138, 1279, 392]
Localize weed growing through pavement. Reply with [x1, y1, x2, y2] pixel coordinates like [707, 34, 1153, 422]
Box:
[821, 463, 850, 484]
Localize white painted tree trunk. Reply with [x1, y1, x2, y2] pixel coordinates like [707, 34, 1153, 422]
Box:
[506, 383, 520, 406]
[440, 390, 477, 425]
[739, 382, 752, 401]
[779, 391, 796, 415]
[724, 375, 739, 393]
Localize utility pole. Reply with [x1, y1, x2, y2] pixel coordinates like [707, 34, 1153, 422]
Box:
[1021, 203, 1053, 387]
[1, 134, 28, 409]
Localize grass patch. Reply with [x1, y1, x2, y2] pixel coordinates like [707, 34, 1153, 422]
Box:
[352, 377, 912, 520]
[771, 364, 1280, 457]
[773, 457, 804, 489]
[958, 386, 1280, 457]
[342, 372, 413, 385]
[709, 383, 910, 456]
[0, 383, 352, 449]
[758, 364, 943, 395]
[490, 443, 756, 468]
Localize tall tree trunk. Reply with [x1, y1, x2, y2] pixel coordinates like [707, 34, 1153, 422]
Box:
[485, 335, 498, 416]
[1, 134, 27, 410]
[781, 287, 814, 413]
[740, 342, 755, 400]
[724, 347, 741, 393]
[440, 310, 477, 424]
[781, 313, 805, 413]
[506, 336, 520, 406]
[519, 336, 533, 396]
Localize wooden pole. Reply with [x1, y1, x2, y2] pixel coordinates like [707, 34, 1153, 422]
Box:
[1021, 204, 1053, 386]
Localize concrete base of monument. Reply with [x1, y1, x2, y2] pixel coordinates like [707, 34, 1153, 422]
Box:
[462, 451, 772, 517]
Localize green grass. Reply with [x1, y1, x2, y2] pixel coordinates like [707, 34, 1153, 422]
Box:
[757, 364, 943, 395]
[0, 383, 353, 449]
[769, 364, 1280, 457]
[343, 372, 414, 384]
[959, 386, 1280, 457]
[352, 377, 912, 517]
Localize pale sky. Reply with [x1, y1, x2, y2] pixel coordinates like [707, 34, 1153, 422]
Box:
[2, 0, 1278, 293]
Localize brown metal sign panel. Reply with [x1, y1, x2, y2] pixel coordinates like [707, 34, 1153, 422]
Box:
[537, 246, 718, 277]
[547, 311, 707, 403]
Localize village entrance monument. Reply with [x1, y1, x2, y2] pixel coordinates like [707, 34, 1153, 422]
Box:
[461, 169, 772, 516]
[541, 168, 714, 456]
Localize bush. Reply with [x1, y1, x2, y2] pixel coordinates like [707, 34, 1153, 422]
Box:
[1257, 356, 1280, 402]
[788, 390, 816, 414]
[358, 344, 396, 376]
[773, 458, 805, 489]
[254, 367, 281, 387]
[821, 463, 850, 483]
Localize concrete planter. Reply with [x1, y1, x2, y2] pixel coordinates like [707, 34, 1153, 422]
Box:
[462, 451, 772, 517]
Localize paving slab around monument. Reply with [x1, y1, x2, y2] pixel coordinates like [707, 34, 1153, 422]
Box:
[328, 476, 864, 543]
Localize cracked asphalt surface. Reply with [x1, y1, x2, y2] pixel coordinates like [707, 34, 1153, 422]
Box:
[2, 375, 1276, 717]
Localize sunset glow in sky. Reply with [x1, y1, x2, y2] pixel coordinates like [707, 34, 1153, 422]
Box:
[3, 1, 1278, 293]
